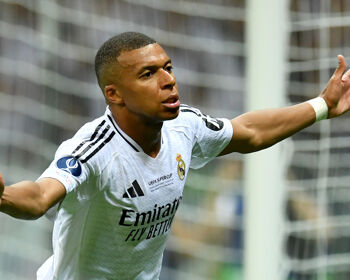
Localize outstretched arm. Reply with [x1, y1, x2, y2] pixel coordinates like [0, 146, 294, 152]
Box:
[220, 55, 350, 155]
[0, 173, 66, 220]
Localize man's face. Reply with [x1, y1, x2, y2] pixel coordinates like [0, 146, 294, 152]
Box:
[114, 43, 180, 122]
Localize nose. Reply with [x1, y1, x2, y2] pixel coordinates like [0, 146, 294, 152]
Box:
[159, 69, 176, 90]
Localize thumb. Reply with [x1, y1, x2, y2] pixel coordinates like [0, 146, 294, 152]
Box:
[333, 55, 346, 79]
[0, 172, 4, 195]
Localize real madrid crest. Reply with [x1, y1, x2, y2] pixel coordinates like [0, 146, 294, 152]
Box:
[176, 153, 186, 180]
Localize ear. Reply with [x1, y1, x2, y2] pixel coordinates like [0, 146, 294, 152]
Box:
[104, 84, 124, 105]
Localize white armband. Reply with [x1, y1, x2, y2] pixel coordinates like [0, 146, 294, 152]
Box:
[307, 97, 328, 122]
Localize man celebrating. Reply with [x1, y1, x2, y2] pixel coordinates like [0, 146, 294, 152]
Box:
[0, 32, 350, 280]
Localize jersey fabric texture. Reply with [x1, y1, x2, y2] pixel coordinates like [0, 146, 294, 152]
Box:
[36, 105, 233, 280]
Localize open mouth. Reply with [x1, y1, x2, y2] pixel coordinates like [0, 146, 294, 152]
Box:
[163, 96, 178, 103]
[162, 95, 180, 109]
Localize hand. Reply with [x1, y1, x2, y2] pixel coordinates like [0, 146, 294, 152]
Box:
[321, 55, 350, 118]
[0, 172, 4, 207]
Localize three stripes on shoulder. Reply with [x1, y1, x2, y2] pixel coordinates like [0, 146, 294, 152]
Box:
[71, 119, 115, 164]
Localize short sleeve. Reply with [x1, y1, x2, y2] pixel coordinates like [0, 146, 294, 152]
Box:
[37, 139, 91, 193]
[180, 105, 233, 169]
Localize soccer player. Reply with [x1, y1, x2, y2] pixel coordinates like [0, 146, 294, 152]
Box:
[0, 32, 350, 279]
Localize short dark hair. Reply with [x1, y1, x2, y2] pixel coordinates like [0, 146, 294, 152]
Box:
[95, 32, 156, 90]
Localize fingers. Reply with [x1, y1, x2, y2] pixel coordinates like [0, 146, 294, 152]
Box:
[342, 68, 350, 83]
[334, 55, 346, 79]
[0, 172, 4, 197]
[0, 172, 3, 186]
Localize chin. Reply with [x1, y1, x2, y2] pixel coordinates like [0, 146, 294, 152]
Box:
[163, 108, 180, 120]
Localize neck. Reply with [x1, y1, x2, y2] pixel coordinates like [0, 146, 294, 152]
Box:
[110, 107, 163, 158]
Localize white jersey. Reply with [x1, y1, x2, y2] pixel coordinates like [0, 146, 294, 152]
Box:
[36, 105, 233, 280]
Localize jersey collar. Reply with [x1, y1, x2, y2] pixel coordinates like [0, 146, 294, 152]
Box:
[105, 107, 143, 152]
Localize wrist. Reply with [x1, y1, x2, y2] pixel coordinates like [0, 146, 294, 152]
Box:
[307, 97, 329, 122]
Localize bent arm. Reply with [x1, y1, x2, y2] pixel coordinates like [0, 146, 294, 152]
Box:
[221, 55, 350, 155]
[0, 175, 66, 220]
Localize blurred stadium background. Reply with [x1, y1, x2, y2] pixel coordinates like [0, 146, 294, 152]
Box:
[1, 0, 350, 279]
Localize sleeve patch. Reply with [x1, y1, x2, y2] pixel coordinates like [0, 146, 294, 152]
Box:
[56, 156, 82, 177]
[201, 114, 224, 131]
[180, 105, 224, 131]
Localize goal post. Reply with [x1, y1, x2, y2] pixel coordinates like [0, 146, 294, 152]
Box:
[244, 0, 290, 279]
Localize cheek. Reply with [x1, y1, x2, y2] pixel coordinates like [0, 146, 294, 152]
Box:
[135, 83, 160, 102]
[124, 86, 161, 112]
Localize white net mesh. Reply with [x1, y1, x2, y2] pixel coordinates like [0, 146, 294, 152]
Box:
[285, 1, 350, 279]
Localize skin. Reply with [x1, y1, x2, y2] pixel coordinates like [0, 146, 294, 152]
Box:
[0, 44, 350, 219]
[220, 55, 350, 154]
[104, 43, 180, 157]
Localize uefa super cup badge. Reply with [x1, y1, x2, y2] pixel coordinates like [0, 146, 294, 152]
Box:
[176, 153, 186, 180]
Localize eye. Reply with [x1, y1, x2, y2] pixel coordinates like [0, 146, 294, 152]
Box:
[165, 65, 173, 73]
[140, 71, 152, 79]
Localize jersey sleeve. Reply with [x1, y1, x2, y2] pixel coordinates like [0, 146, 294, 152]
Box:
[181, 105, 233, 169]
[37, 139, 91, 193]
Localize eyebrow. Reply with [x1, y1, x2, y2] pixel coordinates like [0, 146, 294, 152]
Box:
[137, 59, 172, 75]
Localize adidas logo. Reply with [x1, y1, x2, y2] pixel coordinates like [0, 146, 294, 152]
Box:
[123, 180, 145, 198]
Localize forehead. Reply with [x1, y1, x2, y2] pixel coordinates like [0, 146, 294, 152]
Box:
[117, 43, 170, 70]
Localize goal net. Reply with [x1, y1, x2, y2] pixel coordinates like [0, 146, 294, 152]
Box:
[285, 1, 350, 279]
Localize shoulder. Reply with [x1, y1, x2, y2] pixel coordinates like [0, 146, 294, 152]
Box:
[167, 104, 203, 128]
[163, 104, 203, 142]
[169, 104, 223, 129]
[73, 115, 111, 142]
[167, 104, 227, 135]
[55, 114, 117, 166]
[178, 104, 203, 119]
[179, 104, 203, 117]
